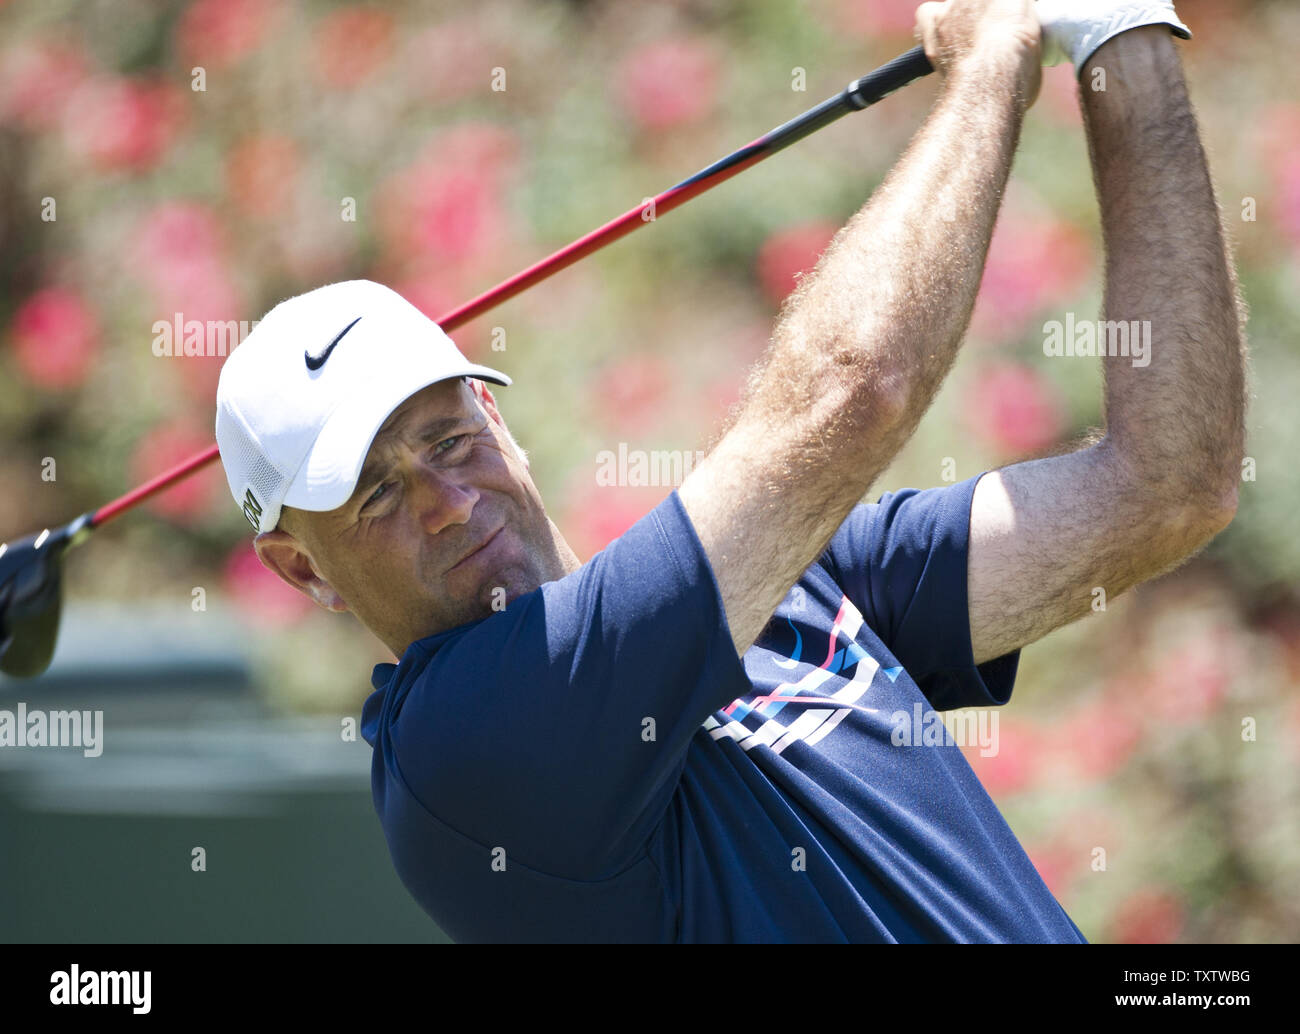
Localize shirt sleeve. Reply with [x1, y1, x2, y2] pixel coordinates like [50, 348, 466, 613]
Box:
[819, 471, 1020, 712]
[382, 488, 753, 881]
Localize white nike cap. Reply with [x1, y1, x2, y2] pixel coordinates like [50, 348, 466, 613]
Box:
[215, 279, 511, 534]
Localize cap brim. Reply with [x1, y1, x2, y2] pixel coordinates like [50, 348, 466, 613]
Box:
[282, 362, 511, 514]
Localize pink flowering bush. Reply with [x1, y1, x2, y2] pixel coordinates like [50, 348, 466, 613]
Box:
[963, 361, 1066, 457]
[0, 0, 1295, 943]
[8, 287, 99, 390]
[222, 543, 315, 626]
[755, 222, 839, 307]
[618, 37, 721, 133]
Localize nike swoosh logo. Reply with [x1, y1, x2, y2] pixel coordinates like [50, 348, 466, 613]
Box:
[305, 316, 362, 371]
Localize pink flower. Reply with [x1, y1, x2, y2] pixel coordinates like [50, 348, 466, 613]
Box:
[0, 39, 90, 131]
[964, 362, 1065, 457]
[420, 171, 501, 260]
[134, 201, 226, 273]
[129, 422, 222, 523]
[756, 221, 838, 306]
[590, 354, 673, 435]
[155, 276, 242, 331]
[1140, 629, 1234, 724]
[62, 76, 183, 172]
[225, 134, 299, 219]
[1051, 692, 1141, 780]
[964, 716, 1042, 797]
[390, 270, 487, 359]
[390, 274, 456, 325]
[160, 275, 244, 407]
[376, 128, 519, 271]
[1027, 809, 1120, 898]
[561, 483, 669, 562]
[9, 287, 99, 389]
[971, 207, 1093, 342]
[130, 203, 243, 404]
[1276, 163, 1300, 251]
[1255, 106, 1300, 249]
[700, 371, 746, 433]
[1109, 887, 1184, 944]
[223, 544, 316, 626]
[1037, 63, 1082, 128]
[618, 37, 721, 132]
[177, 0, 283, 68]
[1024, 840, 1079, 899]
[314, 8, 394, 89]
[132, 201, 238, 316]
[1254, 103, 1300, 176]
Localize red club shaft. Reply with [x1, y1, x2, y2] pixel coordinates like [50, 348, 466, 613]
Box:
[88, 46, 932, 530]
[88, 159, 774, 529]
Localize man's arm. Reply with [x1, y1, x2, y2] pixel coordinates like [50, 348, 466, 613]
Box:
[965, 24, 1247, 667]
[680, 0, 1042, 659]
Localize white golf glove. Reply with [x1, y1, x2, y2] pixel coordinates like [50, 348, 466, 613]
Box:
[1036, 0, 1192, 71]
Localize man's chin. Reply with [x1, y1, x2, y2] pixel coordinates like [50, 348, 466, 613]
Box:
[394, 569, 544, 649]
[481, 563, 546, 609]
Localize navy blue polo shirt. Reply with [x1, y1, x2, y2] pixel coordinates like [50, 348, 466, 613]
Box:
[361, 472, 1087, 943]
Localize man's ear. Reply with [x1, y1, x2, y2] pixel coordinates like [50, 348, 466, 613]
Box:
[253, 530, 349, 613]
[470, 377, 503, 426]
[469, 377, 528, 469]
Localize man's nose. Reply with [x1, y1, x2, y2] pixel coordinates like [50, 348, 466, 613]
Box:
[409, 464, 479, 534]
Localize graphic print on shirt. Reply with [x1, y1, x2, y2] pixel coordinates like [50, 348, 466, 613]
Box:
[704, 592, 904, 755]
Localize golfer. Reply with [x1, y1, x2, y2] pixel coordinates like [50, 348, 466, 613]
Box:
[214, 0, 1245, 942]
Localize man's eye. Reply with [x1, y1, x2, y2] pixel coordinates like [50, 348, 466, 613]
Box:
[436, 434, 466, 455]
[364, 482, 392, 508]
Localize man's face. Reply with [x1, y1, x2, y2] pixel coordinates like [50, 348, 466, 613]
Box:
[255, 377, 578, 657]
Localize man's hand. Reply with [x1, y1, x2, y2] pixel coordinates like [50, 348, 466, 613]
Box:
[915, 0, 1042, 111]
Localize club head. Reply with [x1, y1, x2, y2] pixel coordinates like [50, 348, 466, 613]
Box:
[0, 515, 91, 679]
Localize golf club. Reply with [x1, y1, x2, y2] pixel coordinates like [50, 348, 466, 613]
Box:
[0, 45, 934, 679]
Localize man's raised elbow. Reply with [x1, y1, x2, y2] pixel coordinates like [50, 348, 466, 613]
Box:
[815, 357, 914, 437]
[1185, 482, 1239, 545]
[1210, 484, 1239, 534]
